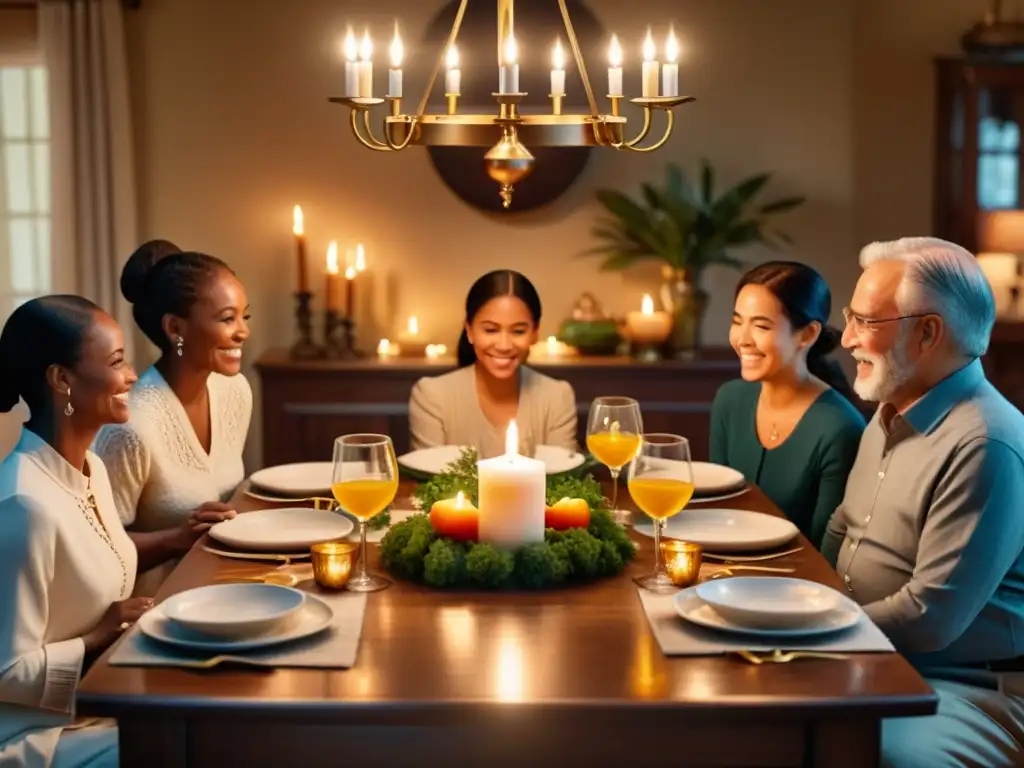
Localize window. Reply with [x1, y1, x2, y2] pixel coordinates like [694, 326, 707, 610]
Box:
[0, 65, 50, 321]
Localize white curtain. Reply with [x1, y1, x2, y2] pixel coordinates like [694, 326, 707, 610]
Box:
[38, 0, 138, 357]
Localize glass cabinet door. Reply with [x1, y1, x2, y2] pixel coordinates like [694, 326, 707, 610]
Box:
[977, 87, 1020, 210]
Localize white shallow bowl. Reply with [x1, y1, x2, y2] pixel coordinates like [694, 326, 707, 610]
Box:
[160, 583, 306, 640]
[397, 444, 585, 475]
[634, 508, 799, 553]
[248, 462, 333, 497]
[695, 577, 844, 630]
[209, 507, 354, 552]
[673, 587, 861, 638]
[690, 462, 747, 495]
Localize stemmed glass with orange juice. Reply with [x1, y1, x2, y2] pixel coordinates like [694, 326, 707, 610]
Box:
[628, 434, 695, 592]
[331, 434, 399, 592]
[586, 397, 643, 525]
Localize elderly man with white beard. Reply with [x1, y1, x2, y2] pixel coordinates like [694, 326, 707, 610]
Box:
[821, 237, 1024, 767]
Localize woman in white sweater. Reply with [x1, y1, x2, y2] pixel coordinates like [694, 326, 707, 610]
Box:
[93, 241, 252, 594]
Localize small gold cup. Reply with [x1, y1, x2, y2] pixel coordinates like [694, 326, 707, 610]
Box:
[661, 540, 702, 588]
[311, 541, 358, 589]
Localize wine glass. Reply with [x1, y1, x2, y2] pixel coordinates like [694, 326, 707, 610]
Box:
[586, 396, 643, 525]
[628, 434, 695, 593]
[331, 434, 399, 592]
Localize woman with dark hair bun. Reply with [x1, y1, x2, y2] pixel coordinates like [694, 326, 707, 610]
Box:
[409, 270, 577, 458]
[93, 239, 252, 594]
[710, 261, 866, 548]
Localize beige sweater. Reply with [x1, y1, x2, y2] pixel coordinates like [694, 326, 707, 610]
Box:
[409, 365, 578, 458]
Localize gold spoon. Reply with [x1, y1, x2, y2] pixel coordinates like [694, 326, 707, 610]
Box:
[216, 571, 300, 587]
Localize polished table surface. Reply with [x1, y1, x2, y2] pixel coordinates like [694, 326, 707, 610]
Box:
[78, 481, 937, 767]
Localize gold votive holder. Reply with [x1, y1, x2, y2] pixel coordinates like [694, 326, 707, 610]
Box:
[311, 541, 358, 589]
[661, 540, 702, 588]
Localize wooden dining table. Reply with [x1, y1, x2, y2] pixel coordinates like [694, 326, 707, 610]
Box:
[78, 480, 936, 768]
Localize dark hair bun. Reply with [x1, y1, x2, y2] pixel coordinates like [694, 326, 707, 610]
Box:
[812, 324, 842, 357]
[120, 239, 182, 305]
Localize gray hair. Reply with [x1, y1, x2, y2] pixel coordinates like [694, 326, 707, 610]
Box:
[858, 237, 995, 358]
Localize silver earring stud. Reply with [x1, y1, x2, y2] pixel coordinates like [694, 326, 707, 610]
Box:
[64, 389, 74, 417]
[176, 337, 184, 357]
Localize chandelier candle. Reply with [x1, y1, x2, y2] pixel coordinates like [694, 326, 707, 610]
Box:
[607, 34, 623, 97]
[358, 29, 373, 97]
[662, 28, 679, 97]
[499, 34, 519, 94]
[343, 28, 358, 97]
[550, 39, 566, 97]
[477, 419, 546, 549]
[641, 28, 659, 98]
[445, 45, 461, 95]
[388, 26, 404, 98]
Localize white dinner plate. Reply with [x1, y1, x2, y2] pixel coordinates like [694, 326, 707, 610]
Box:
[695, 577, 845, 630]
[209, 508, 354, 552]
[673, 586, 861, 638]
[690, 462, 747, 495]
[160, 583, 306, 639]
[634, 508, 799, 552]
[139, 593, 334, 652]
[688, 486, 750, 504]
[248, 462, 334, 497]
[397, 444, 585, 475]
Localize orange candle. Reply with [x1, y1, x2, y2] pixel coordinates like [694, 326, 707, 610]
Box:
[325, 241, 340, 311]
[293, 205, 307, 293]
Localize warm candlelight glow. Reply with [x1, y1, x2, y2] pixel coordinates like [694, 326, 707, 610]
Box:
[609, 34, 623, 67]
[359, 28, 373, 61]
[390, 25, 403, 68]
[505, 418, 519, 456]
[546, 335, 558, 354]
[292, 205, 304, 236]
[552, 39, 565, 70]
[665, 27, 679, 63]
[378, 338, 390, 356]
[406, 316, 419, 336]
[643, 28, 656, 61]
[326, 241, 339, 274]
[446, 44, 459, 69]
[354, 243, 366, 271]
[641, 294, 654, 314]
[345, 265, 356, 280]
[343, 27, 358, 62]
[454, 491, 466, 508]
[503, 34, 518, 65]
[425, 343, 448, 360]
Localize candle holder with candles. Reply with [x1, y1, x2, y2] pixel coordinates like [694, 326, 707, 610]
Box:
[325, 311, 365, 360]
[311, 541, 358, 589]
[625, 294, 673, 362]
[661, 539, 702, 588]
[290, 291, 326, 360]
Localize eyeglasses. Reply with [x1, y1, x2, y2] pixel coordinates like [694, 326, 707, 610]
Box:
[841, 306, 933, 333]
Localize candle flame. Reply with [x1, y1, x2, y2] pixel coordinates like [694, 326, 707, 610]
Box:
[343, 27, 357, 62]
[292, 205, 304, 236]
[390, 24, 403, 68]
[345, 265, 357, 280]
[505, 418, 519, 456]
[359, 28, 373, 62]
[446, 44, 459, 70]
[377, 338, 390, 355]
[455, 491, 465, 508]
[326, 241, 339, 275]
[546, 335, 558, 353]
[608, 34, 623, 67]
[503, 34, 518, 65]
[407, 316, 419, 335]
[355, 243, 366, 271]
[643, 28, 656, 62]
[641, 293, 654, 315]
[552, 38, 565, 70]
[665, 27, 679, 63]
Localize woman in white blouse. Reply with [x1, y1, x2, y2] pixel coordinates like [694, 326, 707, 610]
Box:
[0, 296, 227, 766]
[93, 241, 253, 595]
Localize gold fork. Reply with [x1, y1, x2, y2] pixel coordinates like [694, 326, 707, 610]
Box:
[705, 565, 797, 580]
[733, 649, 850, 665]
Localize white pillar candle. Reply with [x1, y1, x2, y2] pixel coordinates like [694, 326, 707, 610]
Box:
[662, 28, 679, 97]
[608, 34, 623, 97]
[641, 29, 659, 98]
[551, 39, 566, 96]
[388, 25, 403, 98]
[343, 28, 358, 97]
[477, 419, 546, 549]
[499, 34, 519, 94]
[445, 45, 461, 95]
[358, 28, 373, 98]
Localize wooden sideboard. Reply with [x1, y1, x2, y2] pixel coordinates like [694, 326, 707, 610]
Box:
[253, 349, 740, 467]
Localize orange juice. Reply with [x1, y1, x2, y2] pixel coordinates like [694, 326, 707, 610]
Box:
[628, 478, 695, 520]
[587, 431, 642, 470]
[332, 478, 397, 521]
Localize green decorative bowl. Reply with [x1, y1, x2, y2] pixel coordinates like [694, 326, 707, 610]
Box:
[557, 319, 621, 356]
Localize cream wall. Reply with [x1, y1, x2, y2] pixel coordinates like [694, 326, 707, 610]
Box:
[115, 0, 981, 469]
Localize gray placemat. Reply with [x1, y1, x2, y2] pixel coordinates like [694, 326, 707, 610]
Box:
[637, 588, 895, 655]
[109, 586, 367, 669]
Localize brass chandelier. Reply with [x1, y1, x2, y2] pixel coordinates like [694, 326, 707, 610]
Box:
[330, 0, 694, 208]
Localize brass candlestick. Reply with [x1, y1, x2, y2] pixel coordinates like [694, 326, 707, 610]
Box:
[290, 292, 325, 359]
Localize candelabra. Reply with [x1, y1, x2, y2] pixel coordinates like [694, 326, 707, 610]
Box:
[330, 0, 695, 208]
[325, 310, 366, 360]
[290, 292, 325, 359]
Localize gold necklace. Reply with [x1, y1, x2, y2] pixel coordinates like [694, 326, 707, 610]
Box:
[79, 490, 128, 598]
[769, 423, 779, 442]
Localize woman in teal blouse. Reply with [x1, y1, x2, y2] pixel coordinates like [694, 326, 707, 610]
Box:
[710, 261, 866, 548]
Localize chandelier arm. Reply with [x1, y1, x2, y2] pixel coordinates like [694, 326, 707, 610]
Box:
[557, 0, 599, 118]
[350, 110, 390, 151]
[591, 119, 623, 149]
[383, 119, 420, 151]
[622, 110, 675, 153]
[360, 110, 393, 148]
[623, 107, 653, 148]
[415, 0, 470, 118]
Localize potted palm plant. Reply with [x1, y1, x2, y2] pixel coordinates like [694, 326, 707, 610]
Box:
[581, 160, 805, 353]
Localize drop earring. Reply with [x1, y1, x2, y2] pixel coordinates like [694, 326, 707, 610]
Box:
[64, 389, 74, 417]
[176, 337, 184, 357]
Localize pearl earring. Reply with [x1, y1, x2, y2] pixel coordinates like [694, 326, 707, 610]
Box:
[64, 389, 74, 417]
[176, 337, 184, 357]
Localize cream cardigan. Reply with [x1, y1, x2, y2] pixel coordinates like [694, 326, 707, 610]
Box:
[408, 365, 578, 457]
[0, 429, 136, 767]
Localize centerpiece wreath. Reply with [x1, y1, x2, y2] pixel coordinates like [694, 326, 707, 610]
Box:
[380, 449, 636, 589]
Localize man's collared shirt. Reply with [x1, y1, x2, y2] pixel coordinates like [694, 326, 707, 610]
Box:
[821, 359, 1024, 667]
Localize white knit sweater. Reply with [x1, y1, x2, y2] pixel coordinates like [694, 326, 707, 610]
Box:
[0, 429, 137, 767]
[93, 367, 252, 593]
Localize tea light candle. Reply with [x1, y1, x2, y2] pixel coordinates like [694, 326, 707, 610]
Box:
[661, 540, 702, 587]
[425, 343, 448, 360]
[626, 294, 672, 344]
[445, 45, 461, 95]
[608, 34, 623, 97]
[388, 25, 404, 98]
[641, 28, 659, 98]
[477, 419, 546, 549]
[358, 28, 373, 98]
[662, 28, 679, 98]
[550, 39, 566, 97]
[499, 34, 519, 94]
[311, 541, 358, 589]
[343, 28, 359, 97]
